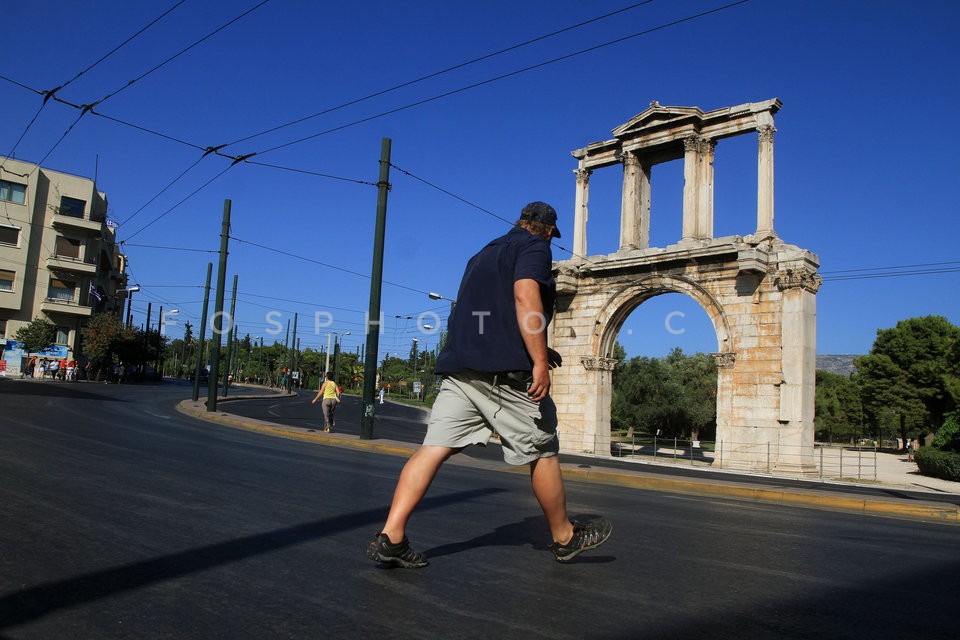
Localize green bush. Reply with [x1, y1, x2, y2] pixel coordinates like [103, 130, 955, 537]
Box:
[932, 415, 960, 452]
[914, 448, 960, 482]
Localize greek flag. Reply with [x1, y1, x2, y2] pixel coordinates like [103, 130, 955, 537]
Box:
[88, 283, 102, 303]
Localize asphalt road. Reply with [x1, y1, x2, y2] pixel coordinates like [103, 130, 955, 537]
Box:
[1, 379, 958, 639]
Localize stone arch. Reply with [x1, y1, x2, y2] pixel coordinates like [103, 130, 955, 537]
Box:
[549, 100, 821, 475]
[592, 274, 732, 359]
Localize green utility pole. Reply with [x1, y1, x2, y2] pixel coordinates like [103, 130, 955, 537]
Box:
[207, 199, 231, 412]
[222, 274, 238, 397]
[360, 137, 391, 439]
[193, 263, 212, 402]
[142, 302, 152, 383]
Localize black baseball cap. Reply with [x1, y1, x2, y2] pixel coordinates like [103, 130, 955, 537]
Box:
[520, 201, 561, 238]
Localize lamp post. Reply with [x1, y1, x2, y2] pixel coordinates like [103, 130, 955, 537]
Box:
[331, 331, 350, 387]
[428, 291, 456, 318]
[158, 309, 178, 376]
[254, 336, 263, 385]
[124, 284, 140, 327]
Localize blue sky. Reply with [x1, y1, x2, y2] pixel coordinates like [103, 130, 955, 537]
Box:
[2, 0, 958, 360]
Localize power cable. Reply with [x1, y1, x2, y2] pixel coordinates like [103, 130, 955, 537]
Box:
[228, 234, 434, 296]
[221, 1, 657, 148]
[0, 0, 189, 171]
[388, 162, 599, 265]
[115, 156, 208, 228]
[57, 0, 190, 94]
[70, 0, 273, 108]
[253, 0, 752, 156]
[122, 162, 236, 242]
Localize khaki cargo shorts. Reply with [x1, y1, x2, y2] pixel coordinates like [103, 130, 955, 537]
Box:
[423, 371, 559, 466]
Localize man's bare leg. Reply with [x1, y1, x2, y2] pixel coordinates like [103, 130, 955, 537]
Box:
[380, 445, 455, 543]
[529, 455, 575, 544]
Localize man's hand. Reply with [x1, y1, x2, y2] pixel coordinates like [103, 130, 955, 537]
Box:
[528, 361, 551, 402]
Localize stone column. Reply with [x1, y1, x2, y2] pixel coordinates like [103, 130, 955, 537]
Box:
[757, 124, 775, 236]
[697, 138, 716, 240]
[619, 152, 641, 250]
[775, 267, 821, 475]
[681, 136, 701, 242]
[638, 158, 651, 249]
[573, 167, 591, 259]
[579, 356, 618, 455]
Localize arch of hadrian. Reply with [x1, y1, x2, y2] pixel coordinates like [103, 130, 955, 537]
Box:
[549, 99, 822, 474]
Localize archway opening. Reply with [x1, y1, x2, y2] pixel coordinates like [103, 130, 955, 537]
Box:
[609, 292, 720, 456]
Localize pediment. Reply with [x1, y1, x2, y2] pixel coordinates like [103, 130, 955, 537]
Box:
[612, 102, 704, 137]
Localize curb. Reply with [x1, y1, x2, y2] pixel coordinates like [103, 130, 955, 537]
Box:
[176, 400, 960, 525]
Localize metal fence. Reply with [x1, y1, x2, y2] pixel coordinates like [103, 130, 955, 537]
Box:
[608, 435, 880, 482]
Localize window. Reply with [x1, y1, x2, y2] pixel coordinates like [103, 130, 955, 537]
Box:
[0, 225, 19, 246]
[55, 236, 82, 259]
[0, 180, 26, 205]
[58, 196, 86, 218]
[47, 278, 76, 302]
[0, 269, 14, 292]
[55, 326, 69, 345]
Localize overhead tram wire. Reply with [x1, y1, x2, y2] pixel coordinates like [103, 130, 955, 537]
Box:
[819, 260, 960, 276]
[1, 2, 265, 236]
[120, 243, 217, 254]
[115, 156, 209, 228]
[58, 0, 274, 109]
[122, 162, 236, 242]
[250, 0, 753, 157]
[388, 163, 601, 266]
[228, 234, 435, 297]
[0, 0, 185, 168]
[57, 0, 190, 94]
[220, 1, 658, 148]
[8, 1, 746, 185]
[6, 1, 749, 244]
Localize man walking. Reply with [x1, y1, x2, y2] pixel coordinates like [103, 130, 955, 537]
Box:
[368, 201, 611, 568]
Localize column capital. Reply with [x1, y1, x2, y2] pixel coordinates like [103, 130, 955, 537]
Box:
[758, 124, 776, 143]
[684, 135, 714, 154]
[581, 356, 618, 371]
[574, 167, 592, 183]
[621, 151, 640, 168]
[775, 268, 822, 293]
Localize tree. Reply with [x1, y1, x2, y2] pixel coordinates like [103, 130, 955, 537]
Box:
[815, 370, 863, 443]
[854, 316, 960, 441]
[611, 346, 717, 440]
[14, 318, 57, 353]
[81, 312, 134, 362]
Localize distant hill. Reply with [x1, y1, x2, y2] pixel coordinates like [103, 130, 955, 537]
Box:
[816, 354, 860, 377]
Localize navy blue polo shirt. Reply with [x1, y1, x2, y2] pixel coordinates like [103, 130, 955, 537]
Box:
[435, 226, 555, 374]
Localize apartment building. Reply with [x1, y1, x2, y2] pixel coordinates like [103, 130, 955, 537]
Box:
[1, 156, 127, 372]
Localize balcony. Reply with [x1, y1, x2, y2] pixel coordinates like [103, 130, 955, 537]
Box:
[51, 211, 105, 234]
[46, 255, 98, 276]
[41, 298, 92, 317]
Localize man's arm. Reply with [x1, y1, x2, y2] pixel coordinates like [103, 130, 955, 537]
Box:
[515, 278, 551, 401]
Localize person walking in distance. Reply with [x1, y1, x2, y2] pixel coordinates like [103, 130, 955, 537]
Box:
[367, 201, 612, 568]
[311, 372, 341, 432]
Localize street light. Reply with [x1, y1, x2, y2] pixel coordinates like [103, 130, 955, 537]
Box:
[158, 309, 178, 376]
[124, 284, 140, 327]
[428, 292, 456, 334]
[160, 309, 179, 336]
[254, 336, 263, 385]
[332, 331, 350, 387]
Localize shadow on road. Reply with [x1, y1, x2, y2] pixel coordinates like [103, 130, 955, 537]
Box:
[0, 487, 506, 630]
[0, 379, 127, 402]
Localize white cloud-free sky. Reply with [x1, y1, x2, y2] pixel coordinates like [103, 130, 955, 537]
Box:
[2, 0, 957, 359]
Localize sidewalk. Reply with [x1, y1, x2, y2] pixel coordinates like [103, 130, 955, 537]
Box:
[177, 395, 960, 525]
